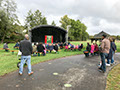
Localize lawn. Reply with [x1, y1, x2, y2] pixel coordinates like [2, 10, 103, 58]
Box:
[0, 41, 87, 76]
[0, 40, 120, 77]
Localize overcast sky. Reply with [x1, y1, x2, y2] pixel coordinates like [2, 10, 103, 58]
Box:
[16, 0, 120, 35]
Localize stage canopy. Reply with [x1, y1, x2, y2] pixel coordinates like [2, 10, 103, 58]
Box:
[29, 25, 67, 43]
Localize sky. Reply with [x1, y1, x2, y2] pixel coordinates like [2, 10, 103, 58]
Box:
[15, 0, 120, 35]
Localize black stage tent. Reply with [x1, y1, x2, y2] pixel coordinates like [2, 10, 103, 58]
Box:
[29, 25, 67, 43]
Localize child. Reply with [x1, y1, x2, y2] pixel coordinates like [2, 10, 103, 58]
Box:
[91, 43, 95, 56]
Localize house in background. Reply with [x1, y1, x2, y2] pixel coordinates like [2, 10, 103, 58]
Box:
[91, 31, 110, 43]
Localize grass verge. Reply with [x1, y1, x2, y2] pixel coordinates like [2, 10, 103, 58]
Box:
[106, 64, 120, 90]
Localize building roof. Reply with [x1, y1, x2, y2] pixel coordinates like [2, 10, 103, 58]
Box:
[29, 25, 67, 33]
[93, 31, 110, 39]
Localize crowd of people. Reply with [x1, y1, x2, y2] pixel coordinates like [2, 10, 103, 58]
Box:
[31, 42, 84, 56]
[64, 43, 83, 51]
[98, 35, 117, 73]
[84, 42, 99, 57]
[17, 34, 85, 75]
[2, 34, 117, 75]
[83, 34, 117, 73]
[32, 42, 59, 56]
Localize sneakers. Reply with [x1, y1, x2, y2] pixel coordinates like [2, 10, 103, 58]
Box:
[98, 70, 105, 73]
[19, 73, 22, 76]
[28, 71, 34, 76]
[98, 63, 102, 68]
[106, 63, 111, 67]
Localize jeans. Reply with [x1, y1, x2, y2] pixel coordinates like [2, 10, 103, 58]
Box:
[107, 51, 114, 64]
[100, 53, 108, 72]
[19, 55, 32, 74]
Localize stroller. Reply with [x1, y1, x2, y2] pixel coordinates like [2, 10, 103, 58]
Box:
[17, 50, 27, 68]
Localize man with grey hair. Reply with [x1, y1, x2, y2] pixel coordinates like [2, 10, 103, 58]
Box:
[19, 34, 33, 75]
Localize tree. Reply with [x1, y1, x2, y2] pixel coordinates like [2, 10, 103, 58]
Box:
[116, 35, 120, 40]
[59, 15, 71, 29]
[0, 0, 19, 43]
[51, 21, 56, 26]
[60, 15, 89, 41]
[65, 18, 89, 41]
[25, 10, 48, 30]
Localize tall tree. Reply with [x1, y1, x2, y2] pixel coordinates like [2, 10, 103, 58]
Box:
[69, 19, 88, 41]
[59, 15, 71, 30]
[0, 0, 18, 43]
[25, 10, 48, 30]
[60, 16, 89, 41]
[51, 21, 56, 26]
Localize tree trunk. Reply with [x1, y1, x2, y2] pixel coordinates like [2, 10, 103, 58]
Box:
[1, 34, 5, 44]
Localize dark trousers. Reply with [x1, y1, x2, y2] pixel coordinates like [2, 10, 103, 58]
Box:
[100, 53, 108, 72]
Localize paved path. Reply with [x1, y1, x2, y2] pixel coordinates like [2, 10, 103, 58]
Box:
[0, 53, 120, 90]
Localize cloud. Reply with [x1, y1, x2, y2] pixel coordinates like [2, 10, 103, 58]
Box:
[15, 0, 120, 35]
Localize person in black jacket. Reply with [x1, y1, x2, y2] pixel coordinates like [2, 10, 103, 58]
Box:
[86, 43, 91, 52]
[78, 43, 83, 51]
[37, 42, 45, 56]
[19, 34, 33, 76]
[83, 43, 91, 57]
[54, 43, 58, 53]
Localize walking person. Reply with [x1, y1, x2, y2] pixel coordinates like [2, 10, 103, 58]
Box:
[99, 34, 110, 73]
[19, 34, 33, 75]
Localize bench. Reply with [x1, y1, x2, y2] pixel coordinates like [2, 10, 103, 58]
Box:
[14, 47, 19, 49]
[84, 51, 89, 53]
[4, 48, 10, 52]
[83, 51, 89, 57]
[94, 50, 99, 55]
[10, 50, 18, 54]
[36, 52, 44, 56]
[0, 48, 4, 50]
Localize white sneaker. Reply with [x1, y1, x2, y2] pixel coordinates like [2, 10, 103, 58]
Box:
[98, 63, 101, 68]
[106, 63, 111, 67]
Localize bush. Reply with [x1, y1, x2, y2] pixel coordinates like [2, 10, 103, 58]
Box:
[4, 33, 24, 43]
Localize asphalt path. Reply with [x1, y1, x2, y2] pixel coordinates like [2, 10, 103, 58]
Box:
[0, 53, 120, 90]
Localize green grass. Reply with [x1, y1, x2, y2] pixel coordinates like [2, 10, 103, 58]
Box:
[0, 42, 86, 76]
[106, 64, 120, 90]
[115, 41, 120, 52]
[0, 40, 120, 76]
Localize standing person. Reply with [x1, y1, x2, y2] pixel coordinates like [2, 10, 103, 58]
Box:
[19, 34, 33, 75]
[99, 34, 110, 73]
[107, 37, 117, 66]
